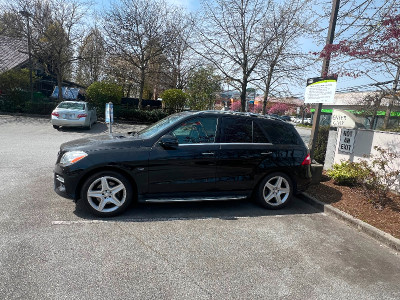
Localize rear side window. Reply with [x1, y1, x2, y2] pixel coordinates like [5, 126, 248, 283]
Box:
[258, 120, 302, 145]
[221, 117, 269, 143]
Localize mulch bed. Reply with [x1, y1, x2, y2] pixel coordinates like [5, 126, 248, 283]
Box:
[307, 175, 400, 240]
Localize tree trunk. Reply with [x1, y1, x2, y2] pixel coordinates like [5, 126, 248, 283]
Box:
[382, 99, 393, 130]
[138, 68, 145, 110]
[240, 80, 248, 112]
[57, 72, 63, 102]
[262, 72, 273, 115]
[382, 67, 400, 130]
[370, 97, 382, 130]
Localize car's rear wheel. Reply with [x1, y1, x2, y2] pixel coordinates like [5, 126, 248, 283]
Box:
[85, 118, 92, 130]
[81, 171, 133, 217]
[53, 125, 59, 129]
[256, 172, 293, 209]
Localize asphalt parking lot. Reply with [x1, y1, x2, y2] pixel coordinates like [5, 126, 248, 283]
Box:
[0, 115, 399, 300]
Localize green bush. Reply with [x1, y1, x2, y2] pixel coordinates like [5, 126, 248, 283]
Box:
[160, 89, 187, 113]
[86, 81, 123, 115]
[0, 97, 57, 115]
[113, 107, 168, 123]
[313, 125, 329, 164]
[327, 160, 368, 186]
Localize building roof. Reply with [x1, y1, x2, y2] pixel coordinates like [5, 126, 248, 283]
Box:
[0, 35, 29, 73]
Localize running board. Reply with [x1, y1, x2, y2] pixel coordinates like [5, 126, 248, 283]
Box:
[143, 195, 247, 203]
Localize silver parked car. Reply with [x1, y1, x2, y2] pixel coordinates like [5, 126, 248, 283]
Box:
[51, 101, 97, 130]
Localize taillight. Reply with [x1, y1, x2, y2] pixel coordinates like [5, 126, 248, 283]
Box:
[77, 114, 87, 118]
[51, 112, 59, 117]
[301, 154, 311, 165]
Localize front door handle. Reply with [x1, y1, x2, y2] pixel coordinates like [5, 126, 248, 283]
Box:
[261, 152, 272, 155]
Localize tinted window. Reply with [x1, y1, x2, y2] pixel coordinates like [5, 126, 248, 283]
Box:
[57, 102, 85, 110]
[221, 118, 270, 143]
[172, 117, 218, 144]
[253, 122, 269, 143]
[258, 120, 301, 145]
[221, 118, 252, 143]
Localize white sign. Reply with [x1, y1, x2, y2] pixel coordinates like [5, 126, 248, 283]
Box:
[338, 129, 356, 153]
[331, 109, 357, 128]
[304, 76, 337, 104]
[105, 102, 114, 124]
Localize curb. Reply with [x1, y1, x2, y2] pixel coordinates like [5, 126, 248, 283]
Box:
[299, 192, 400, 253]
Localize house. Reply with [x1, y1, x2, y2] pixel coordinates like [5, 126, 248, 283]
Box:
[0, 35, 29, 73]
[0, 35, 84, 99]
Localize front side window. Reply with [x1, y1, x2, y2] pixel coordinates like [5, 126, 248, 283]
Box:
[138, 113, 187, 139]
[172, 117, 218, 144]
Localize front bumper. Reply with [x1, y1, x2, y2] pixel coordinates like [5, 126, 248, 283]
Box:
[54, 164, 84, 200]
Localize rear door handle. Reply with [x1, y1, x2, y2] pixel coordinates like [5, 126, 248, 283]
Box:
[202, 152, 215, 155]
[261, 152, 272, 155]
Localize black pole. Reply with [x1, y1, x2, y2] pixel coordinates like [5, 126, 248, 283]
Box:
[308, 0, 340, 160]
[20, 10, 33, 102]
[27, 16, 33, 102]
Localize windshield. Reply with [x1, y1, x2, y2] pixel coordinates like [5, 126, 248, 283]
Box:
[57, 102, 85, 110]
[137, 113, 188, 139]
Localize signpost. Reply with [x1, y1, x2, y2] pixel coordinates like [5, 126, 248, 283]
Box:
[308, 0, 341, 160]
[106, 102, 113, 134]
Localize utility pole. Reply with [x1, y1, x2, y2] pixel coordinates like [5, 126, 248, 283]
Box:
[308, 0, 340, 159]
[19, 10, 33, 102]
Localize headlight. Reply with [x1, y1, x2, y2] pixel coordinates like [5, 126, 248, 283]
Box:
[60, 151, 88, 166]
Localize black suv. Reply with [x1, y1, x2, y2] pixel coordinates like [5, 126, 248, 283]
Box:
[54, 111, 311, 217]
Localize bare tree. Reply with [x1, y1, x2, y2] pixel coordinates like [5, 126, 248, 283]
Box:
[195, 0, 276, 111]
[103, 0, 176, 109]
[76, 27, 106, 87]
[255, 0, 314, 114]
[163, 9, 196, 90]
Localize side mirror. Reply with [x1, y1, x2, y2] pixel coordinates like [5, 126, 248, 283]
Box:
[159, 135, 178, 149]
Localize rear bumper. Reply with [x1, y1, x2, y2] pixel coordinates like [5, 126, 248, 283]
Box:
[51, 117, 88, 127]
[293, 165, 312, 193]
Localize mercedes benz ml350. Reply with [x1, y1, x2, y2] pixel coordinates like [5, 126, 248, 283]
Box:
[54, 111, 311, 217]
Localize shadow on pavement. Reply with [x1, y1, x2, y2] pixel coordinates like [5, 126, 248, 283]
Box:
[73, 197, 322, 222]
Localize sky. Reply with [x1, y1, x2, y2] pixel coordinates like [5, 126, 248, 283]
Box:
[86, 0, 399, 98]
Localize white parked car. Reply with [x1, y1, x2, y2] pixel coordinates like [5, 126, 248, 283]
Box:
[51, 101, 97, 130]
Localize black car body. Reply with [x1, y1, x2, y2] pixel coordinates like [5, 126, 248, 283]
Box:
[54, 111, 311, 216]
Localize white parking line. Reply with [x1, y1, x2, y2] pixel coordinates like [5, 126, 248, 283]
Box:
[51, 213, 323, 225]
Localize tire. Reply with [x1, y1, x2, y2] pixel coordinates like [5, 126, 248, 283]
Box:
[85, 119, 92, 130]
[256, 172, 293, 209]
[53, 125, 60, 129]
[80, 171, 133, 217]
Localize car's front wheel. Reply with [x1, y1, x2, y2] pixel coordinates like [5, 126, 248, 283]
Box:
[81, 171, 133, 217]
[256, 172, 293, 209]
[53, 125, 59, 129]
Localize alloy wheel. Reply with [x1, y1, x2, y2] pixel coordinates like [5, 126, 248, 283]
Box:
[263, 175, 291, 206]
[87, 176, 126, 213]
